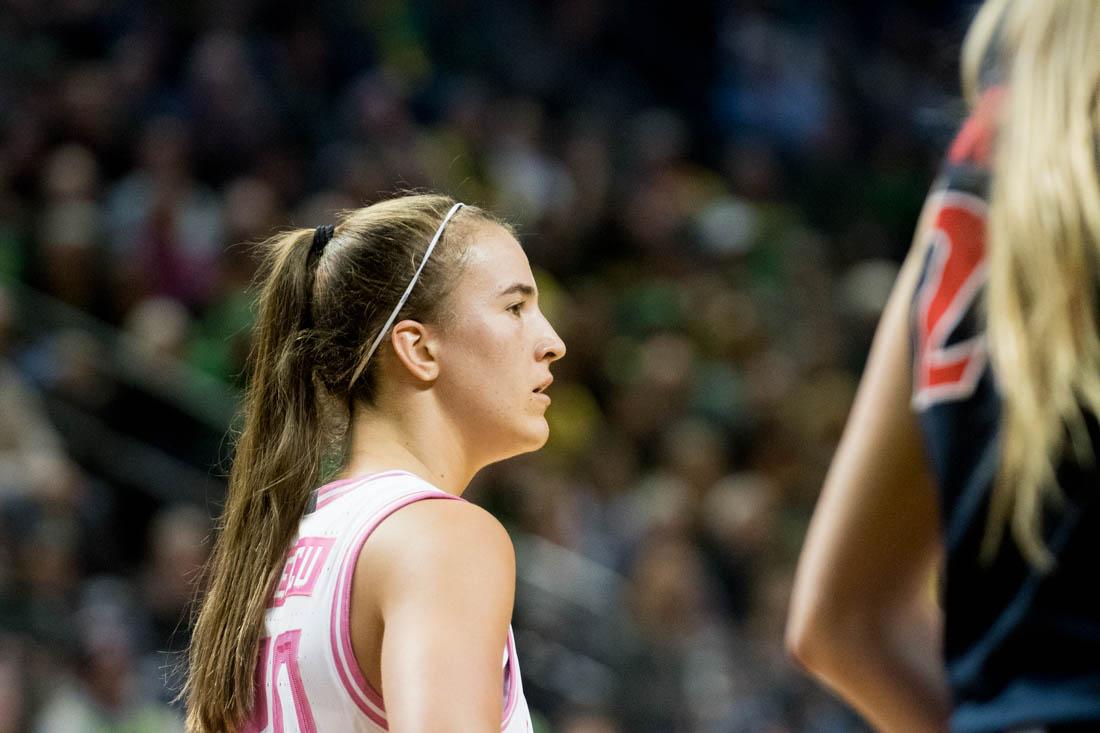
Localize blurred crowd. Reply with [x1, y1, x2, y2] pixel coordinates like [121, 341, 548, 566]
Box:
[1, 0, 973, 730]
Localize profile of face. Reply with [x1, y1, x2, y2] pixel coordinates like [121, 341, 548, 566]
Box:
[426, 223, 566, 464]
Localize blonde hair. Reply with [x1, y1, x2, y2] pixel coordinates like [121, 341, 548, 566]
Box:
[966, 0, 1100, 567]
[184, 194, 504, 732]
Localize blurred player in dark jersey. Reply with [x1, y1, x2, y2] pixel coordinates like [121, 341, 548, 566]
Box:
[786, 1, 1100, 731]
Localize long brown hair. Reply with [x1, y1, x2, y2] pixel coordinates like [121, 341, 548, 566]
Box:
[962, 0, 1100, 566]
[185, 194, 505, 732]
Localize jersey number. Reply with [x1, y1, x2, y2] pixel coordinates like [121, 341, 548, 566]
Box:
[243, 630, 317, 733]
[912, 192, 988, 409]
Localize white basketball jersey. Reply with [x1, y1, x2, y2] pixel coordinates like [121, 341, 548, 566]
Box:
[242, 470, 533, 732]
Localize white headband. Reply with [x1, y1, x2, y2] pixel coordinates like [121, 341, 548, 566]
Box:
[349, 202, 466, 388]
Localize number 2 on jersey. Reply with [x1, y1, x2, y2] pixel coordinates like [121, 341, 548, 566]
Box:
[912, 191, 988, 409]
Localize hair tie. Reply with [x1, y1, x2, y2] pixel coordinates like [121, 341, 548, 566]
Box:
[310, 224, 335, 260]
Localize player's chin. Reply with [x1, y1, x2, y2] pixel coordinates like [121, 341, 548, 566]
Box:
[494, 417, 549, 462]
[516, 416, 550, 452]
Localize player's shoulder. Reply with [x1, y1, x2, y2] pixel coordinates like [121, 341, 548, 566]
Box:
[362, 493, 516, 587]
[390, 496, 513, 555]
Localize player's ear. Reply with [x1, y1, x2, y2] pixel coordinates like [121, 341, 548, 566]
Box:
[389, 320, 440, 382]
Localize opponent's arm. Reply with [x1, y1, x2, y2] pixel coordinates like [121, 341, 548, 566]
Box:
[786, 195, 951, 732]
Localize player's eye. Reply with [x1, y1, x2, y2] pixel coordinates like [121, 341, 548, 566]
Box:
[507, 302, 524, 316]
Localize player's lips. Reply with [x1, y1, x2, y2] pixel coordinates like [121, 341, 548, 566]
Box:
[533, 376, 553, 403]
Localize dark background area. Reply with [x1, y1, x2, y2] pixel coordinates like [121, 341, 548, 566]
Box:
[1, 1, 977, 730]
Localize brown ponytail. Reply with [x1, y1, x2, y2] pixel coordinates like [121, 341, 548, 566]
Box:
[185, 226, 327, 731]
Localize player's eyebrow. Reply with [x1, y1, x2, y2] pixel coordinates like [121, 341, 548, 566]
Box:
[497, 283, 536, 298]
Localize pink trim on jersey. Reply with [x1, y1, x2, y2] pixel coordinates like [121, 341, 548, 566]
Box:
[315, 471, 413, 510]
[501, 628, 520, 730]
[316, 477, 357, 499]
[329, 488, 461, 729]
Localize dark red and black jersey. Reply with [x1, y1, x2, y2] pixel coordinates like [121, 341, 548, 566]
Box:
[910, 89, 1100, 732]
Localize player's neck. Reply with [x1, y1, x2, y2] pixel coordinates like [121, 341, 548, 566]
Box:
[340, 401, 475, 496]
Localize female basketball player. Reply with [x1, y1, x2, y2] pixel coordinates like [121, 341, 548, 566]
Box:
[787, 1, 1100, 731]
[184, 194, 564, 732]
